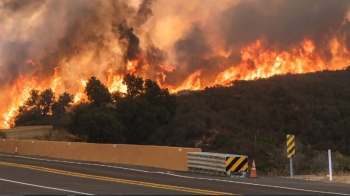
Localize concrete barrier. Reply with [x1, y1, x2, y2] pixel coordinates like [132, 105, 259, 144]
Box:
[0, 139, 201, 171]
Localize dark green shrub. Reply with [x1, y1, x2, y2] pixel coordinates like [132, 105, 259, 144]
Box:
[0, 131, 7, 139]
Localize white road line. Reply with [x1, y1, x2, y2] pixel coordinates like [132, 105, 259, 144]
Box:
[1, 154, 349, 195]
[164, 173, 350, 195]
[0, 178, 93, 195]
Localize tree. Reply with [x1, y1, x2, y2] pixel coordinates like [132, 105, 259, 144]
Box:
[69, 105, 124, 143]
[123, 74, 144, 98]
[52, 92, 74, 115]
[85, 77, 112, 106]
[52, 92, 74, 129]
[69, 76, 124, 143]
[27, 90, 40, 106]
[39, 89, 55, 116]
[14, 89, 73, 127]
[116, 74, 177, 144]
[14, 89, 46, 126]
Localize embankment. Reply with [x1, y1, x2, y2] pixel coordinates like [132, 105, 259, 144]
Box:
[2, 126, 52, 139]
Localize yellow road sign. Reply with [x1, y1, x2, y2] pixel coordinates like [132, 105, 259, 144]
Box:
[286, 134, 295, 158]
[226, 156, 248, 173]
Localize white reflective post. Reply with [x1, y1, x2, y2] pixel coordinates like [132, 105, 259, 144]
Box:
[328, 149, 332, 181]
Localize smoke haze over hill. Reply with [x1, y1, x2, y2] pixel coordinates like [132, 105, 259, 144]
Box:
[1, 0, 350, 128]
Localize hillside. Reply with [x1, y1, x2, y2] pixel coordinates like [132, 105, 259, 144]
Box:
[12, 69, 350, 175]
[153, 68, 350, 174]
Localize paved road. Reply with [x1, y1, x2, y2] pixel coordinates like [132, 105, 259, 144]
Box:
[0, 153, 349, 195]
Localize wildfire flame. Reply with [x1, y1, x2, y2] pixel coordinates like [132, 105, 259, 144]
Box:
[163, 70, 202, 93]
[214, 39, 326, 85]
[105, 68, 127, 93]
[158, 64, 176, 72]
[2, 36, 350, 129]
[2, 0, 350, 130]
[26, 59, 36, 66]
[1, 75, 41, 128]
[50, 67, 62, 92]
[73, 79, 88, 104]
[302, 39, 315, 54]
[126, 60, 138, 73]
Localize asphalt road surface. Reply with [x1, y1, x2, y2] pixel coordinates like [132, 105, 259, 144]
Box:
[0, 153, 349, 195]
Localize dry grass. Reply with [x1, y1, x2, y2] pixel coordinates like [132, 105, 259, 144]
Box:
[293, 174, 350, 184]
[1, 126, 75, 142]
[46, 129, 76, 142]
[5, 126, 52, 139]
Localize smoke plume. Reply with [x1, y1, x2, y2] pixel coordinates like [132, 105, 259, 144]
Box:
[1, 0, 350, 127]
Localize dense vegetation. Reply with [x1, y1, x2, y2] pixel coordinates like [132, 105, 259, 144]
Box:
[14, 74, 177, 145]
[13, 69, 350, 175]
[14, 89, 73, 128]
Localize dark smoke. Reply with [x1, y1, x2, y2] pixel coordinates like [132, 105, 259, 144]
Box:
[342, 22, 350, 53]
[166, 24, 226, 86]
[168, 0, 350, 86]
[0, 0, 160, 92]
[1, 0, 45, 12]
[1, 0, 350, 93]
[112, 0, 161, 73]
[115, 20, 141, 62]
[0, 0, 46, 86]
[134, 0, 153, 27]
[0, 42, 30, 85]
[218, 0, 349, 60]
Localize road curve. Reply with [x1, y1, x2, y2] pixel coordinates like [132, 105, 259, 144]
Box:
[0, 153, 349, 195]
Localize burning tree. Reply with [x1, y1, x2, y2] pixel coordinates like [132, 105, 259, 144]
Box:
[14, 89, 73, 127]
[85, 76, 112, 107]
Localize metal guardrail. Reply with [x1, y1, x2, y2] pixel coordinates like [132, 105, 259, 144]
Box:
[187, 152, 249, 177]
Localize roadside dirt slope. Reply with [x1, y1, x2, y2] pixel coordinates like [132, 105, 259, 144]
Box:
[293, 175, 350, 184]
[4, 126, 52, 139]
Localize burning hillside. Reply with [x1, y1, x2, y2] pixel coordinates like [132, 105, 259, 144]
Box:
[1, 0, 350, 128]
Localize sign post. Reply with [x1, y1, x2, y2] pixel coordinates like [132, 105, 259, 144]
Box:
[286, 134, 296, 178]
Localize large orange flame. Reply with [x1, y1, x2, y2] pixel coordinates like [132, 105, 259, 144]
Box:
[73, 79, 88, 104]
[126, 60, 138, 73]
[162, 70, 202, 93]
[1, 37, 349, 129]
[214, 39, 326, 85]
[50, 67, 62, 92]
[105, 68, 127, 93]
[1, 75, 41, 128]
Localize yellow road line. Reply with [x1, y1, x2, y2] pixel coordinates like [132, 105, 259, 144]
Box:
[0, 161, 232, 195]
